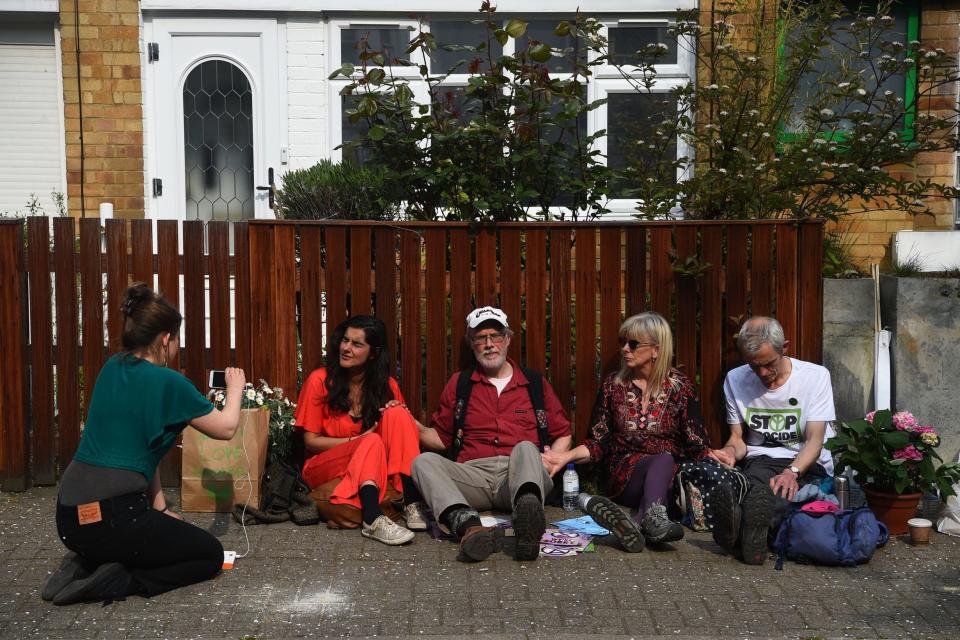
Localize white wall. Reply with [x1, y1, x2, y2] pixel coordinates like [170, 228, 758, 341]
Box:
[285, 18, 329, 173]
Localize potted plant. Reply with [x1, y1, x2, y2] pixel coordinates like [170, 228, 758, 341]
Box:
[827, 409, 960, 534]
[210, 380, 297, 465]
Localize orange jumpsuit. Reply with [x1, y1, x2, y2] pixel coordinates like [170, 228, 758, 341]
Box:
[294, 368, 419, 508]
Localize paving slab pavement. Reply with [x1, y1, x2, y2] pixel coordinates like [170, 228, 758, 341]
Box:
[2, 486, 959, 639]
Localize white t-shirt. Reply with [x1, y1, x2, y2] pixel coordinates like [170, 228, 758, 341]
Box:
[724, 357, 836, 475]
[487, 375, 510, 396]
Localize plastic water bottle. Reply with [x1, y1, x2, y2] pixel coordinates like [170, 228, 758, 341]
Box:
[562, 463, 579, 512]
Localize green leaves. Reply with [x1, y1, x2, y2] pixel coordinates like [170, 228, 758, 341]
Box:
[504, 19, 527, 38]
[529, 43, 552, 63]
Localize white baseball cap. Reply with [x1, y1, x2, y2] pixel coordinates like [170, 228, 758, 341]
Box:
[466, 306, 509, 330]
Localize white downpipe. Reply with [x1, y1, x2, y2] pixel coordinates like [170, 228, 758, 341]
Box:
[872, 264, 891, 411]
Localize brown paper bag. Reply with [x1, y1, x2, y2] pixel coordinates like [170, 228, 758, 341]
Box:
[180, 407, 268, 512]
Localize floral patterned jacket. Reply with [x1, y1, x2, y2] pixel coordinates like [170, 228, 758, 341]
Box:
[583, 369, 709, 498]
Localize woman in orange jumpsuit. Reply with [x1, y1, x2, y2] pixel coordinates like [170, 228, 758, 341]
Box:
[295, 315, 424, 545]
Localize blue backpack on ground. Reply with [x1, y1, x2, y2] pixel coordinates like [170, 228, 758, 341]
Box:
[773, 506, 889, 569]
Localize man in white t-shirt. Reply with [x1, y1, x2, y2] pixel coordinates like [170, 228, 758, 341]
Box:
[708, 316, 836, 565]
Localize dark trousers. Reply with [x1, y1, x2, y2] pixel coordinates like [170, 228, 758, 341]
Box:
[613, 452, 675, 522]
[738, 455, 827, 531]
[56, 492, 223, 598]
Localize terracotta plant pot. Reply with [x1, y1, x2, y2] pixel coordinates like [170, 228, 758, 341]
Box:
[863, 485, 922, 536]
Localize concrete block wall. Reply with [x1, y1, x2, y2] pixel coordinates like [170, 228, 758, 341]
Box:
[59, 0, 145, 218]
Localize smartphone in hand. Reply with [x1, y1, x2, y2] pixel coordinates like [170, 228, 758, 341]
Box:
[208, 369, 227, 389]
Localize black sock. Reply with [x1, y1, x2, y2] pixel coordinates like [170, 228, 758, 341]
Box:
[440, 505, 482, 539]
[359, 485, 383, 525]
[400, 474, 422, 505]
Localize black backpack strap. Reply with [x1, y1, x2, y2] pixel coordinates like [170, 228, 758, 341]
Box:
[521, 367, 549, 452]
[449, 369, 476, 460]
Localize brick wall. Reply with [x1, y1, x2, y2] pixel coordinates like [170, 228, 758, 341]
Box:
[59, 0, 145, 219]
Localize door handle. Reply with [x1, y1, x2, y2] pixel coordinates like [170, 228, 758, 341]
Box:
[256, 166, 275, 209]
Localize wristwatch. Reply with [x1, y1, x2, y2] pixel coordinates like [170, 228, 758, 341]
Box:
[788, 465, 801, 475]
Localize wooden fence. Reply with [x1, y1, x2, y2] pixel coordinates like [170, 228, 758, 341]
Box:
[0, 217, 824, 489]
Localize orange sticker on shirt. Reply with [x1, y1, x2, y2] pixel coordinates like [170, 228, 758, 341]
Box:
[77, 501, 102, 525]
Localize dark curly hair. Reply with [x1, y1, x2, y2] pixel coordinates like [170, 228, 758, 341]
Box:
[324, 315, 394, 432]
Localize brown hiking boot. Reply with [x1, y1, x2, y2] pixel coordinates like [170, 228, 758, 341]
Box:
[457, 525, 504, 562]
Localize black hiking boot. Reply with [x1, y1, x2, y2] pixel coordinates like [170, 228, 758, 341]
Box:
[512, 494, 546, 561]
[711, 482, 742, 552]
[739, 484, 776, 565]
[581, 494, 645, 553]
[640, 503, 684, 544]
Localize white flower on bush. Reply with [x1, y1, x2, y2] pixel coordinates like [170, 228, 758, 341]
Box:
[245, 388, 256, 401]
[857, 89, 867, 96]
[820, 108, 834, 118]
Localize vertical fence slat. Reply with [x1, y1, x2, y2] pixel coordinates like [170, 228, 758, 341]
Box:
[425, 229, 447, 414]
[248, 224, 275, 387]
[156, 221, 181, 485]
[475, 228, 496, 307]
[524, 229, 547, 372]
[399, 231, 422, 419]
[599, 227, 621, 376]
[0, 222, 28, 489]
[325, 227, 347, 336]
[54, 218, 80, 474]
[775, 224, 799, 346]
[725, 225, 749, 369]
[675, 226, 698, 374]
[798, 222, 824, 363]
[131, 219, 153, 286]
[274, 225, 299, 395]
[27, 218, 55, 483]
[374, 229, 398, 368]
[625, 227, 646, 315]
[79, 218, 104, 415]
[299, 226, 324, 375]
[350, 226, 372, 315]
[105, 219, 128, 354]
[573, 228, 597, 443]
[700, 227, 724, 446]
[449, 230, 472, 371]
[649, 227, 672, 319]
[549, 229, 572, 416]
[208, 221, 231, 371]
[182, 221, 205, 389]
[233, 222, 252, 376]
[751, 225, 774, 318]
[500, 229, 522, 337]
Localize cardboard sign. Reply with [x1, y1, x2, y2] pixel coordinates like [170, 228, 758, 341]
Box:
[180, 408, 268, 512]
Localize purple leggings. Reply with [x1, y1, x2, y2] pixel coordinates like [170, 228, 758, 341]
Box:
[613, 452, 674, 522]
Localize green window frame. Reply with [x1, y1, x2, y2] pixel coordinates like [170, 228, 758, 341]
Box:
[778, 1, 919, 143]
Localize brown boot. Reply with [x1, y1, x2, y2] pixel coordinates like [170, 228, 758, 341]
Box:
[457, 525, 504, 562]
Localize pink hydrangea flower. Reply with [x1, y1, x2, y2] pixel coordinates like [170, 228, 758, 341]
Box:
[893, 445, 923, 461]
[920, 432, 940, 447]
[914, 425, 936, 434]
[865, 410, 876, 423]
[892, 411, 919, 431]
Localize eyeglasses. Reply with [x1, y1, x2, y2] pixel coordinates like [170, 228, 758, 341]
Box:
[471, 332, 506, 346]
[618, 337, 657, 351]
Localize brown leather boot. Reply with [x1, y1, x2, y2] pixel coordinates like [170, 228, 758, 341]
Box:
[457, 525, 504, 562]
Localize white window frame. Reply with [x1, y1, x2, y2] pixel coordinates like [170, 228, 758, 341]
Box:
[326, 13, 695, 218]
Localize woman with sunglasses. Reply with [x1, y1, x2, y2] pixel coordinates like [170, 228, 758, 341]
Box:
[295, 315, 424, 545]
[543, 312, 711, 550]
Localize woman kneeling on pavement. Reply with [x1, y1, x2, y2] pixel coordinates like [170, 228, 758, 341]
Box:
[295, 315, 424, 545]
[45, 283, 246, 605]
[543, 312, 712, 550]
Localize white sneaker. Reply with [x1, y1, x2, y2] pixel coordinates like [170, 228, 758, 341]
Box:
[403, 502, 429, 531]
[361, 515, 415, 545]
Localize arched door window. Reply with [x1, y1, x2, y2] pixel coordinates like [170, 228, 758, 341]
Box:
[182, 59, 254, 221]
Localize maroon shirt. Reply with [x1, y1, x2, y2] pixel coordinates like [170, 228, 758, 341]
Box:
[583, 369, 709, 497]
[431, 359, 572, 463]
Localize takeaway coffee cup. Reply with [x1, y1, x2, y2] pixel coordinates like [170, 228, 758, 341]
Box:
[907, 518, 933, 546]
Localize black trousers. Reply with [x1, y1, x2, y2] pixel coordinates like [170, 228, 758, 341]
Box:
[56, 491, 223, 597]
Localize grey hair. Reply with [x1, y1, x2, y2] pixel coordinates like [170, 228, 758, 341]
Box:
[737, 316, 785, 356]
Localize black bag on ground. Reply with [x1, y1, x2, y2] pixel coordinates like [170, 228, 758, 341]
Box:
[232, 460, 319, 526]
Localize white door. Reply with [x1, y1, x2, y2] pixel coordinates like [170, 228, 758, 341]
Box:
[145, 17, 282, 220]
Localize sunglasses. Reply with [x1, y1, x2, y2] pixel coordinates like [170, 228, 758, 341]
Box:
[618, 337, 657, 351]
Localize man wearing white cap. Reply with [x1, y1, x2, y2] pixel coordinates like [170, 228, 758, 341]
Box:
[413, 306, 572, 562]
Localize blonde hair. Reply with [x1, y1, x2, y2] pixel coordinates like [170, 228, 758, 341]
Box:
[615, 312, 678, 399]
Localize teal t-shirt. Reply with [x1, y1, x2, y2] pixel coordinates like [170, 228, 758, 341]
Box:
[74, 354, 214, 480]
